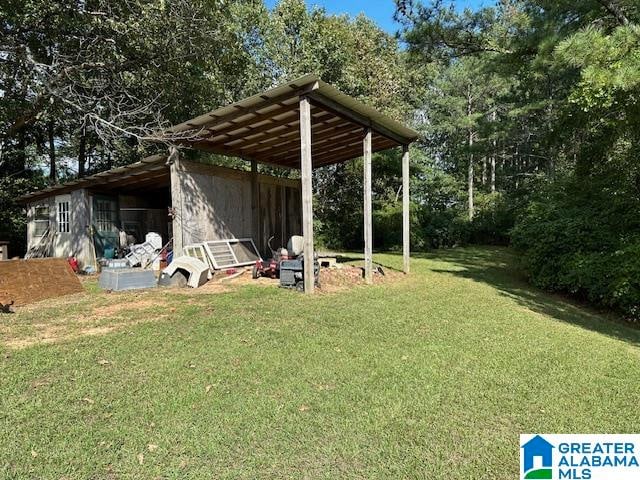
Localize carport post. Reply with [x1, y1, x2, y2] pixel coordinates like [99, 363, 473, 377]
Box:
[402, 144, 410, 274]
[250, 159, 260, 252]
[363, 128, 373, 284]
[168, 146, 183, 257]
[299, 96, 315, 294]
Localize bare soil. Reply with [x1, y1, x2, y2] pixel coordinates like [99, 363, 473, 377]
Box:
[0, 258, 83, 306]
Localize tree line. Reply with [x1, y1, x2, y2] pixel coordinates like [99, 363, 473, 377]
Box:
[1, 0, 639, 318]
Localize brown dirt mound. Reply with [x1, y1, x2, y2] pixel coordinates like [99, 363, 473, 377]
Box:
[319, 265, 402, 293]
[0, 258, 83, 306]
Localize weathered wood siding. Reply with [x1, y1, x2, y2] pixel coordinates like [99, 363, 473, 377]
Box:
[173, 160, 301, 255]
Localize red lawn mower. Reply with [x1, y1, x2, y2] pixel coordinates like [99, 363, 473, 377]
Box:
[251, 236, 291, 279]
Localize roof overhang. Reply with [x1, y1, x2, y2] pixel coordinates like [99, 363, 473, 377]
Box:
[166, 74, 418, 169]
[17, 155, 169, 204]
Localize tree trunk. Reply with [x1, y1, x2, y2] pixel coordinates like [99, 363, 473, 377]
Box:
[482, 157, 487, 187]
[491, 155, 496, 193]
[78, 125, 86, 177]
[515, 144, 520, 189]
[467, 85, 474, 220]
[597, 0, 629, 25]
[15, 128, 26, 175]
[468, 130, 474, 220]
[491, 111, 496, 193]
[48, 120, 56, 182]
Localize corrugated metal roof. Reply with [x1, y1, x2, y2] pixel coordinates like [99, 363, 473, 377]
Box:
[168, 74, 418, 143]
[17, 154, 167, 203]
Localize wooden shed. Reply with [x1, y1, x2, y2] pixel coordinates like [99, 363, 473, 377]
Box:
[19, 75, 418, 293]
[19, 156, 302, 268]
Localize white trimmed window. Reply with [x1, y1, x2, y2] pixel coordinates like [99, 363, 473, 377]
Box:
[95, 198, 117, 232]
[33, 205, 50, 237]
[56, 195, 71, 233]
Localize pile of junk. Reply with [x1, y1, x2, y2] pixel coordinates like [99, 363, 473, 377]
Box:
[99, 234, 319, 293]
[97, 231, 173, 291]
[250, 236, 320, 291]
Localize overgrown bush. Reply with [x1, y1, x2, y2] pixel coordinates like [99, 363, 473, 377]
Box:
[512, 174, 640, 321]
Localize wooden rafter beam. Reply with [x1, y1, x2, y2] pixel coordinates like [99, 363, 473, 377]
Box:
[275, 133, 369, 165]
[97, 171, 169, 190]
[308, 92, 409, 145]
[170, 81, 318, 135]
[226, 115, 344, 154]
[223, 111, 337, 151]
[221, 109, 336, 147]
[247, 122, 360, 158]
[276, 136, 396, 168]
[203, 103, 301, 139]
[312, 141, 398, 167]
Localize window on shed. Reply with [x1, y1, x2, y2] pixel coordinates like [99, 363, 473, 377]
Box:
[33, 205, 49, 236]
[95, 198, 118, 233]
[57, 197, 71, 233]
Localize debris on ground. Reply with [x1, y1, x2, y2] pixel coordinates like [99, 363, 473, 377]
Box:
[0, 258, 83, 306]
[318, 264, 402, 293]
[0, 301, 15, 314]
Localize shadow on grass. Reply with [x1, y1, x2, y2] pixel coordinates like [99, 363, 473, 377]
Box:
[334, 253, 405, 274]
[413, 247, 640, 347]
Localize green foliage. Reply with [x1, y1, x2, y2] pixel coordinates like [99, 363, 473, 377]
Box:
[512, 172, 640, 320]
[0, 174, 47, 255]
[556, 25, 640, 111]
[398, 0, 640, 318]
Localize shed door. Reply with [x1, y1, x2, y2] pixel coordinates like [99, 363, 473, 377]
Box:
[52, 195, 72, 257]
[92, 195, 119, 258]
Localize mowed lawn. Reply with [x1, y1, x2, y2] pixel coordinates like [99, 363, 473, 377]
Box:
[1, 247, 639, 479]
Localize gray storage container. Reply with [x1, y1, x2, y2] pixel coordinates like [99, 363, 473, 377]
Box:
[98, 268, 157, 291]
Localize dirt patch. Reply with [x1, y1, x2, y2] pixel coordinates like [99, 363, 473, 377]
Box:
[0, 258, 83, 306]
[92, 299, 162, 317]
[319, 265, 403, 293]
[3, 312, 170, 350]
[2, 288, 172, 350]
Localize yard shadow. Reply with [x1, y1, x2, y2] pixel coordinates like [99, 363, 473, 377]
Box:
[414, 247, 640, 347]
[333, 253, 405, 273]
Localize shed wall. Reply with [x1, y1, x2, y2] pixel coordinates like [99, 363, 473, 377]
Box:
[26, 189, 93, 268]
[172, 159, 302, 256]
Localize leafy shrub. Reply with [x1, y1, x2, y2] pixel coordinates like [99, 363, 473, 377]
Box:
[467, 192, 519, 246]
[512, 174, 640, 320]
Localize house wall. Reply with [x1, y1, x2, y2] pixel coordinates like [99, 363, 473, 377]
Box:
[171, 159, 302, 256]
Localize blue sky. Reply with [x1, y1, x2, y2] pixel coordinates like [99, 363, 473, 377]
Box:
[264, 0, 491, 34]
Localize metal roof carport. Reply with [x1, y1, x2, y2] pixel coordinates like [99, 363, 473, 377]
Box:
[166, 74, 418, 293]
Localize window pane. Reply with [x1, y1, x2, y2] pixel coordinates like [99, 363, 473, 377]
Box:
[58, 201, 70, 233]
[35, 206, 49, 220]
[34, 205, 49, 236]
[34, 221, 49, 236]
[95, 199, 117, 233]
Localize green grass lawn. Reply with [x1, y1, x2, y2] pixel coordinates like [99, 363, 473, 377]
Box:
[1, 247, 639, 479]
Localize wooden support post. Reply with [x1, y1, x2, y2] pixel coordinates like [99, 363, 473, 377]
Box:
[402, 144, 410, 274]
[168, 146, 183, 257]
[299, 96, 315, 294]
[363, 128, 373, 284]
[250, 159, 261, 252]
